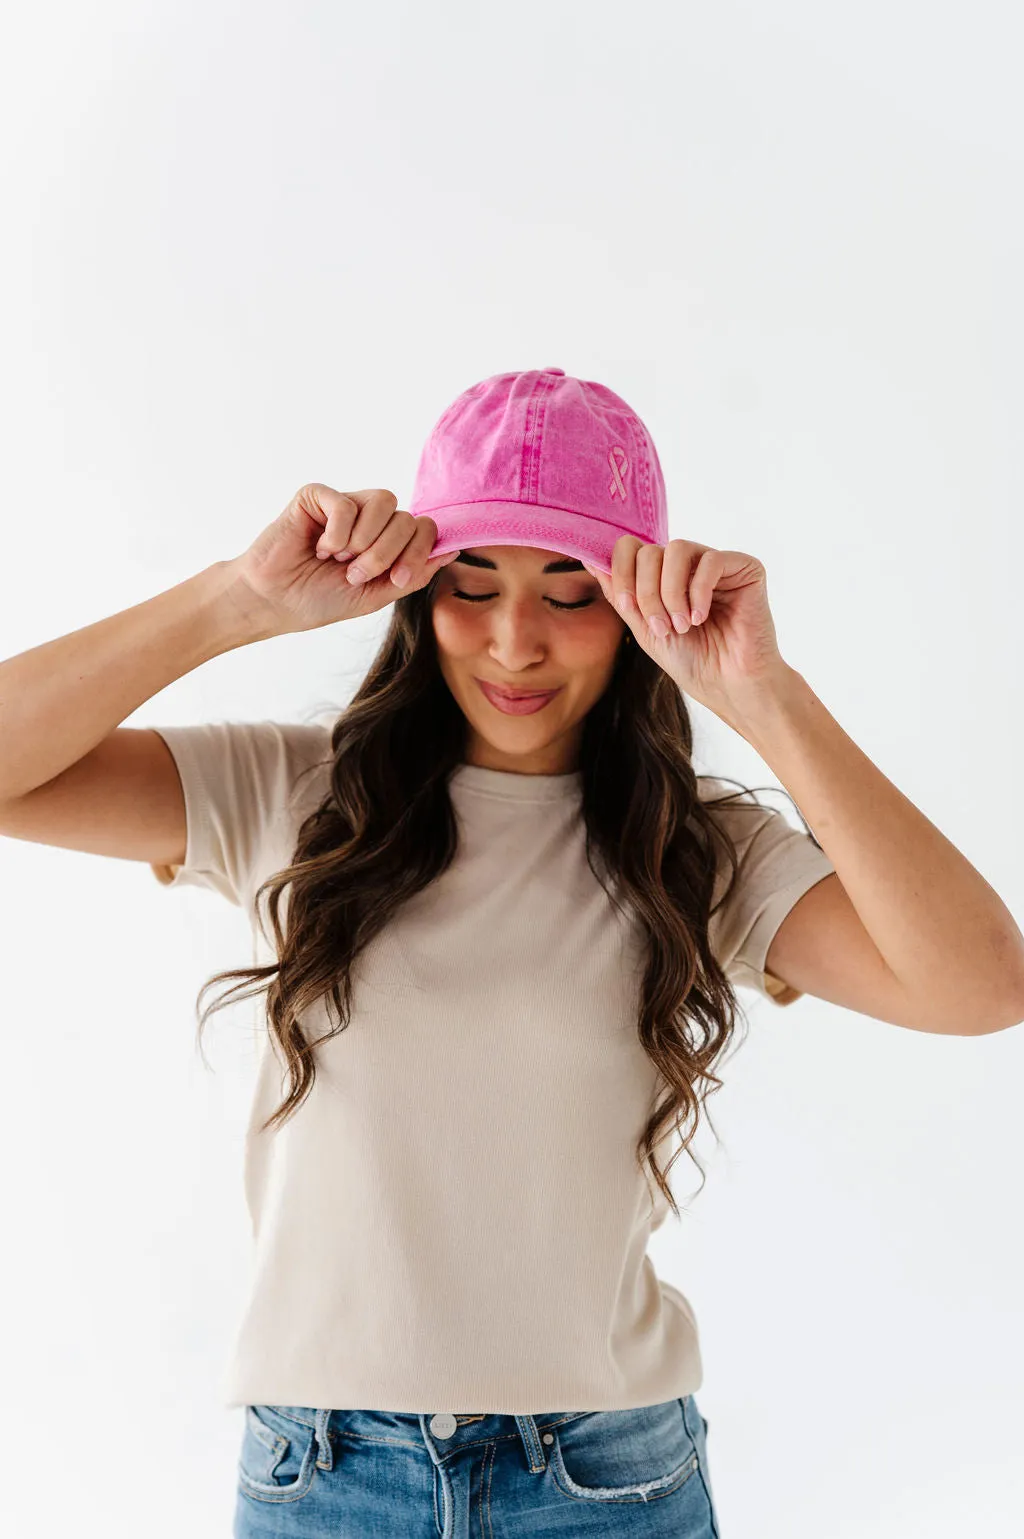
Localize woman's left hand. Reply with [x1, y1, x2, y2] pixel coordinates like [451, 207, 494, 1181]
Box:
[582, 536, 789, 715]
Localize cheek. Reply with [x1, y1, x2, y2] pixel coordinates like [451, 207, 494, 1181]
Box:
[431, 599, 482, 657]
[432, 597, 623, 673]
[563, 610, 625, 673]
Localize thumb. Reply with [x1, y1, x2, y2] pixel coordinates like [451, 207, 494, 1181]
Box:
[581, 561, 615, 607]
[389, 547, 460, 595]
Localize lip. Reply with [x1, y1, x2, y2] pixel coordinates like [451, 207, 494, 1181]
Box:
[475, 679, 563, 716]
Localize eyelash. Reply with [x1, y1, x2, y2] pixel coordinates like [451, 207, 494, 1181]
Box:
[452, 591, 595, 612]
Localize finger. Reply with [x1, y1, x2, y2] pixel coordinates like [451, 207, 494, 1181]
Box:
[320, 488, 400, 561]
[634, 543, 674, 638]
[387, 519, 455, 587]
[661, 540, 702, 633]
[687, 548, 724, 625]
[609, 535, 644, 620]
[297, 484, 358, 555]
[341, 507, 418, 584]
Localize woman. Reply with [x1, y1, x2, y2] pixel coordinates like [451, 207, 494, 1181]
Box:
[2, 367, 1021, 1538]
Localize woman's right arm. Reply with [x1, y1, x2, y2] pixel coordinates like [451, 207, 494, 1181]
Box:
[0, 560, 281, 864]
[0, 483, 454, 866]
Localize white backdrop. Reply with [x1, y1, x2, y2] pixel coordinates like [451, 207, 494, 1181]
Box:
[1, 2, 1021, 1535]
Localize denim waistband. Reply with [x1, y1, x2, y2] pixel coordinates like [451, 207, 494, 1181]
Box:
[257, 1406, 595, 1475]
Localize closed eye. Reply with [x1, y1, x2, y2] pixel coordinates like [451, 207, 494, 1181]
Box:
[452, 591, 595, 612]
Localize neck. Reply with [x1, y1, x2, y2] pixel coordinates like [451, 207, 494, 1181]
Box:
[463, 728, 582, 776]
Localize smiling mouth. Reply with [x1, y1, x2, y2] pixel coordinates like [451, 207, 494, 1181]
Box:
[474, 678, 563, 714]
[476, 681, 559, 699]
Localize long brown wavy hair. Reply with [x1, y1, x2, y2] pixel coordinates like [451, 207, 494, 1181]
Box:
[194, 570, 809, 1220]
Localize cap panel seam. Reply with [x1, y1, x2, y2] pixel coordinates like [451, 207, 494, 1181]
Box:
[520, 371, 558, 506]
[624, 411, 656, 541]
[639, 417, 659, 540]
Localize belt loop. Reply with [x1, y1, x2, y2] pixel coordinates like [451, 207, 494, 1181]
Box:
[314, 1407, 334, 1471]
[514, 1414, 547, 1473]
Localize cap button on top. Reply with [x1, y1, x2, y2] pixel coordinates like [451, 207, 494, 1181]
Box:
[543, 367, 565, 375]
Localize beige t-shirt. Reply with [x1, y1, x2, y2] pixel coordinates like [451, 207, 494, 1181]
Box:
[149, 718, 835, 1413]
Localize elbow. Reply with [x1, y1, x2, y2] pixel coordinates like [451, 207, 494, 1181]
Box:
[971, 969, 1024, 1035]
[938, 980, 1024, 1037]
[972, 932, 1024, 1034]
[980, 990, 1024, 1034]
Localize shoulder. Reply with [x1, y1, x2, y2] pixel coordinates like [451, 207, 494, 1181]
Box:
[147, 716, 336, 899]
[694, 773, 779, 842]
[694, 771, 831, 903]
[153, 716, 334, 796]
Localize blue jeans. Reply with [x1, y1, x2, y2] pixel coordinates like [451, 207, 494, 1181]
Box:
[233, 1396, 720, 1536]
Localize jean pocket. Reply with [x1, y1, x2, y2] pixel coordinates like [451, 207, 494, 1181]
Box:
[547, 1399, 700, 1504]
[238, 1404, 318, 1503]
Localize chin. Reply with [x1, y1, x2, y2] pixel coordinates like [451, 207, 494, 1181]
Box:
[472, 721, 553, 751]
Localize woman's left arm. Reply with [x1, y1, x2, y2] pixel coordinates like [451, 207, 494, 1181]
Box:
[583, 536, 1024, 1036]
[721, 662, 1024, 1036]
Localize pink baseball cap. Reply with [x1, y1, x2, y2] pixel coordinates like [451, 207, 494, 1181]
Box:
[408, 367, 668, 576]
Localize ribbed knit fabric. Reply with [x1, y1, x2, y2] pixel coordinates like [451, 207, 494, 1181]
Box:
[149, 719, 835, 1412]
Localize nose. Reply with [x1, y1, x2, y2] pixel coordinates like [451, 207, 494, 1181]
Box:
[486, 604, 549, 671]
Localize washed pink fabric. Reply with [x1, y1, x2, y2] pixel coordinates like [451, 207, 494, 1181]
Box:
[409, 367, 669, 575]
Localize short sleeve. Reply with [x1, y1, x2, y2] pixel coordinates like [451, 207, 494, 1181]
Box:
[148, 719, 334, 911]
[700, 777, 836, 1006]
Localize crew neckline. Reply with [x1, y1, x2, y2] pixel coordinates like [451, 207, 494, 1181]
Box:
[449, 761, 582, 802]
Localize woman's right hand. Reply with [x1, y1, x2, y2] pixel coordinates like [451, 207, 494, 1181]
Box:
[224, 484, 460, 634]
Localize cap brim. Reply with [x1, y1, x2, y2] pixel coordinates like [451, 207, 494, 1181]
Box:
[416, 499, 637, 576]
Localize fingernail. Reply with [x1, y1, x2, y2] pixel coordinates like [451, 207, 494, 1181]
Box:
[316, 547, 331, 559]
[670, 612, 690, 633]
[648, 615, 669, 638]
[346, 565, 366, 585]
[690, 608, 703, 625]
[616, 592, 632, 616]
[390, 564, 410, 587]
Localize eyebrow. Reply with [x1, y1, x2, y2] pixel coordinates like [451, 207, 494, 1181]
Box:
[452, 551, 585, 574]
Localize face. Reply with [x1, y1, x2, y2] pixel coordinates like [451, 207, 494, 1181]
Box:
[431, 544, 627, 774]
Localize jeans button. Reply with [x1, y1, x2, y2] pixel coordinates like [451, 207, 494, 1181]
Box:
[429, 1413, 457, 1438]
